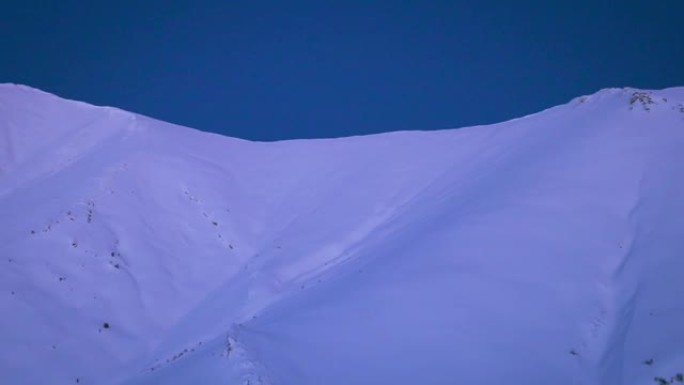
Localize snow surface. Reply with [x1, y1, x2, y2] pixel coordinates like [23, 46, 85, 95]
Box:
[1, 83, 684, 385]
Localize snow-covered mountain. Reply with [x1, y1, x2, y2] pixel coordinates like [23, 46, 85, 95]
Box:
[1, 84, 683, 385]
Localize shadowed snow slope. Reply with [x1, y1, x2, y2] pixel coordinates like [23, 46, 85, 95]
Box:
[1, 84, 683, 385]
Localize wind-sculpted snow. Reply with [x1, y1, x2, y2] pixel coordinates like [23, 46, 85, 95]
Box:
[1, 84, 683, 384]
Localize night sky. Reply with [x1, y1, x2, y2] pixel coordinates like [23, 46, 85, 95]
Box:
[2, 1, 682, 141]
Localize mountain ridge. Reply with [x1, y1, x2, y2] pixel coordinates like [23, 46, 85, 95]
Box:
[2, 82, 682, 142]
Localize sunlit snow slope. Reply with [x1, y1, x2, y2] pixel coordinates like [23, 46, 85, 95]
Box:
[1, 84, 684, 385]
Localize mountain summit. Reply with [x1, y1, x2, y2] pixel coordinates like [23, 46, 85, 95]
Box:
[1, 84, 683, 385]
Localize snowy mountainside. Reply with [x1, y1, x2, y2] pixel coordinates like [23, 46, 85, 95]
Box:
[1, 84, 684, 385]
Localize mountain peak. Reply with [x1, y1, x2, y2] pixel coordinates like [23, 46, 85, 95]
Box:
[568, 86, 684, 113]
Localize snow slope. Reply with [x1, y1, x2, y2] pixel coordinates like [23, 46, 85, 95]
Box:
[1, 84, 683, 385]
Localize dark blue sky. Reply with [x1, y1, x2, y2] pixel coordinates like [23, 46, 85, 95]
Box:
[2, 1, 682, 140]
